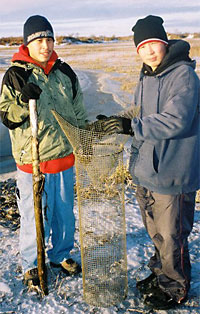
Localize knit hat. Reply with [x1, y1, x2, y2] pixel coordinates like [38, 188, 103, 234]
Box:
[132, 15, 168, 52]
[23, 15, 54, 46]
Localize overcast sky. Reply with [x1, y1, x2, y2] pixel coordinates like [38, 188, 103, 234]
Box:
[0, 0, 200, 37]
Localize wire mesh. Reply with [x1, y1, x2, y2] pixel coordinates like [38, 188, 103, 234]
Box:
[52, 110, 128, 307]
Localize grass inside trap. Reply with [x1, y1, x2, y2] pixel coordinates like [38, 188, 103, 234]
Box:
[52, 110, 128, 307]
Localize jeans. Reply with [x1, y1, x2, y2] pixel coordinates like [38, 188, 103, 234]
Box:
[16, 167, 75, 273]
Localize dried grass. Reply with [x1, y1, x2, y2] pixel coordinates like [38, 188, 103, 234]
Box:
[57, 39, 199, 95]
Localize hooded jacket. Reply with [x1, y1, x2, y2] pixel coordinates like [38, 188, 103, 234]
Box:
[0, 45, 87, 172]
[129, 40, 200, 194]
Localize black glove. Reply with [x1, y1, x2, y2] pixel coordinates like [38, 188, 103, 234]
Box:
[96, 114, 134, 135]
[21, 83, 42, 103]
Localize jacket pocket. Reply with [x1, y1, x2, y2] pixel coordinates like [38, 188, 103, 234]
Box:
[134, 142, 158, 182]
[18, 136, 31, 164]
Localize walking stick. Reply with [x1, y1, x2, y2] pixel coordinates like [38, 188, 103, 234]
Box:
[29, 99, 48, 296]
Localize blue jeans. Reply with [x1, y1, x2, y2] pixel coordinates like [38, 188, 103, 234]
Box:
[16, 167, 75, 273]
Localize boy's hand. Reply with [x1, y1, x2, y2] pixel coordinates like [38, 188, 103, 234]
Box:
[96, 114, 134, 135]
[21, 83, 42, 103]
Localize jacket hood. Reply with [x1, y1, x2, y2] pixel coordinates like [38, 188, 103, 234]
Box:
[12, 44, 58, 74]
[142, 39, 194, 76]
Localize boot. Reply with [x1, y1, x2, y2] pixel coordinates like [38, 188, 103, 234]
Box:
[136, 272, 158, 294]
[143, 286, 179, 310]
[23, 267, 41, 293]
[50, 258, 81, 275]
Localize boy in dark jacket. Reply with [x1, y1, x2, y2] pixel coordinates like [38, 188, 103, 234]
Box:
[96, 15, 200, 309]
[0, 15, 87, 290]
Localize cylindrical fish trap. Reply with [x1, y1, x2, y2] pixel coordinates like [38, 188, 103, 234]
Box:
[52, 111, 128, 307]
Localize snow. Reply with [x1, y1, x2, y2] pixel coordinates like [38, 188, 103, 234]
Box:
[0, 45, 200, 314]
[0, 282, 12, 294]
[0, 185, 200, 313]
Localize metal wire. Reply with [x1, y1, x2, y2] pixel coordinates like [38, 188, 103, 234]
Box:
[52, 110, 128, 307]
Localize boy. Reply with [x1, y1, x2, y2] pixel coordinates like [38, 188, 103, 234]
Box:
[96, 15, 200, 309]
[0, 15, 87, 289]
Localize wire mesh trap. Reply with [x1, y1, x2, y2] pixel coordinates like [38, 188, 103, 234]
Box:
[52, 110, 128, 307]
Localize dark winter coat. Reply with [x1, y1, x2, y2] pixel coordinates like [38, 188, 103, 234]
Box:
[129, 40, 200, 194]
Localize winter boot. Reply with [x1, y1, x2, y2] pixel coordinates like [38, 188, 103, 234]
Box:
[143, 286, 179, 310]
[23, 267, 41, 292]
[136, 272, 158, 294]
[50, 258, 81, 275]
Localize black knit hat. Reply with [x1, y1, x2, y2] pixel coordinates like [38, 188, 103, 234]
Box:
[132, 15, 168, 52]
[23, 15, 54, 46]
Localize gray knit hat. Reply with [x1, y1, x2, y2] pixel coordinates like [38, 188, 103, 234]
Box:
[23, 15, 54, 46]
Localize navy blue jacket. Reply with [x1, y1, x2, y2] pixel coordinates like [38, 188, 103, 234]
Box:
[129, 40, 200, 194]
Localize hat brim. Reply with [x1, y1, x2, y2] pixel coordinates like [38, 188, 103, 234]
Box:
[137, 38, 168, 52]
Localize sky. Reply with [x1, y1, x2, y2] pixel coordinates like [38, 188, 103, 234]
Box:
[0, 0, 200, 37]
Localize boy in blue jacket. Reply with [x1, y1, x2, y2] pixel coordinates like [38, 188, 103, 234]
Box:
[97, 15, 200, 310]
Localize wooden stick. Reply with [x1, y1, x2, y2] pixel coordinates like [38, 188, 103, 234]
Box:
[29, 99, 48, 296]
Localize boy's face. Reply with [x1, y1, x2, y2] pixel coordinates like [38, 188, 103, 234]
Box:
[27, 37, 54, 67]
[138, 41, 167, 71]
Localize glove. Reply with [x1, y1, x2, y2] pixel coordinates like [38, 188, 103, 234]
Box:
[86, 119, 106, 133]
[96, 114, 134, 135]
[21, 83, 42, 103]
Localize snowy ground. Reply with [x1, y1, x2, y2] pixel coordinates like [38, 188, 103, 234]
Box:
[0, 43, 200, 313]
[0, 182, 199, 314]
